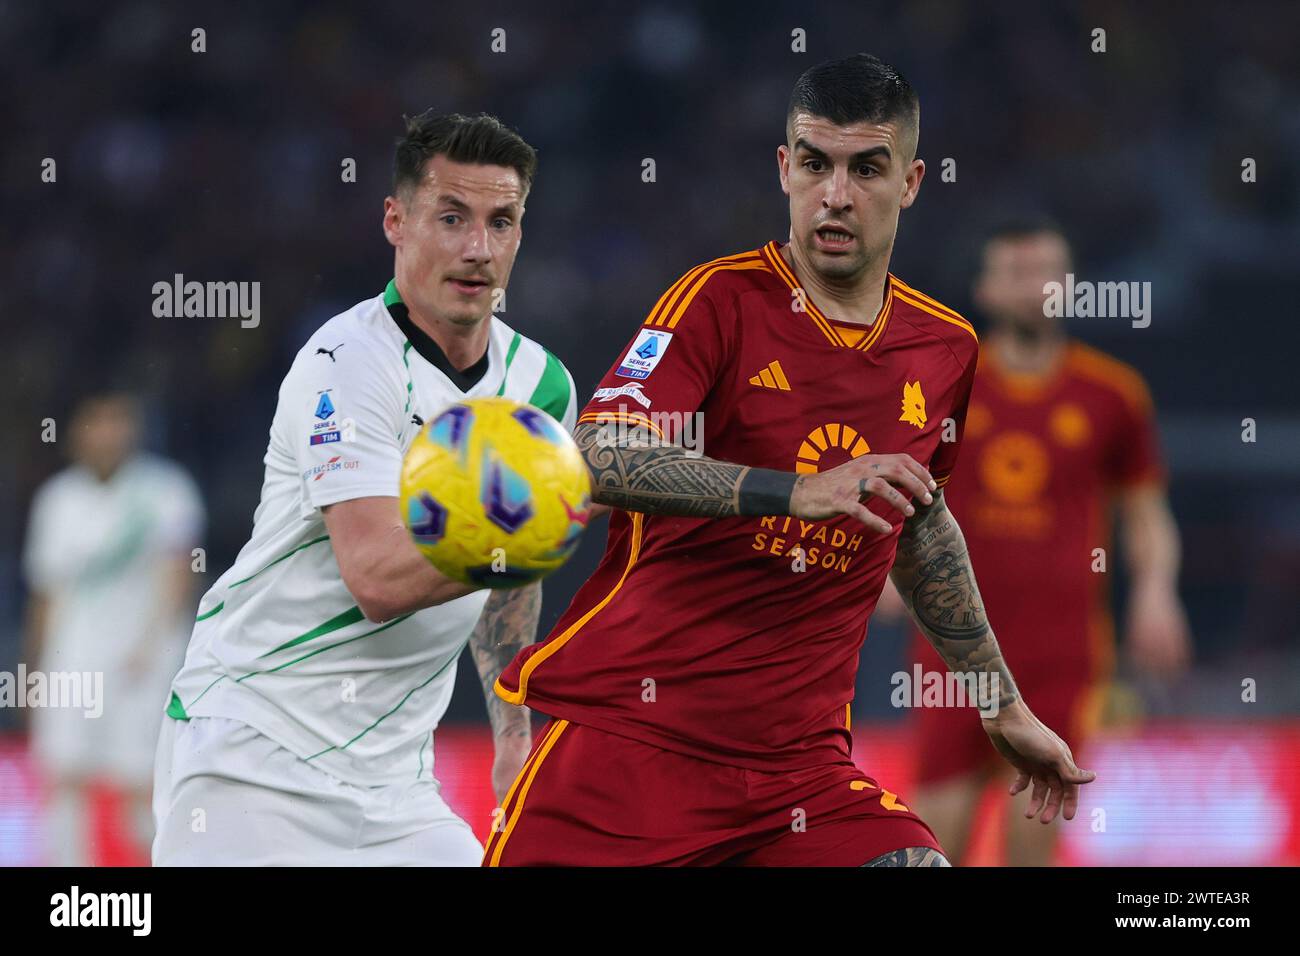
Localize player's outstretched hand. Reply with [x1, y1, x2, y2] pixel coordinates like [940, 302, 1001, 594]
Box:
[982, 699, 1097, 824]
[788, 453, 935, 533]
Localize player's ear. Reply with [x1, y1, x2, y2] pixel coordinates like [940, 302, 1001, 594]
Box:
[382, 195, 403, 248]
[899, 158, 925, 210]
[777, 144, 791, 195]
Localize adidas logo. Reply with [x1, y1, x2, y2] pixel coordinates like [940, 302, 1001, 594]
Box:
[748, 360, 791, 391]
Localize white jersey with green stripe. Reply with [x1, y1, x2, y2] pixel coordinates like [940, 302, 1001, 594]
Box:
[166, 280, 577, 787]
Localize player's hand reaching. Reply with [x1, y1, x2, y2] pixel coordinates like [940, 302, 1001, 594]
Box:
[1126, 583, 1192, 678]
[982, 699, 1097, 824]
[789, 453, 936, 533]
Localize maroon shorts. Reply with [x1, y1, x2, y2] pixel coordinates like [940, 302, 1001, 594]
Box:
[482, 718, 940, 866]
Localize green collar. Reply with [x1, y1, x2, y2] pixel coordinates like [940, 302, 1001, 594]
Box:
[383, 277, 403, 308]
[380, 278, 490, 392]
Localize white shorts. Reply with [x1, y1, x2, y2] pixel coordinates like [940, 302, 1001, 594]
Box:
[152, 716, 483, 866]
[31, 654, 180, 788]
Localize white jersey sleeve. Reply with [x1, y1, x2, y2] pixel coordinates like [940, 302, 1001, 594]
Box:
[153, 464, 206, 555]
[279, 339, 408, 518]
[559, 363, 578, 433]
[22, 480, 63, 592]
[525, 347, 578, 434]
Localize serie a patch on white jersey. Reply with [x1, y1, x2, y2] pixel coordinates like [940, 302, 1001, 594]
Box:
[308, 388, 343, 446]
[615, 329, 673, 379]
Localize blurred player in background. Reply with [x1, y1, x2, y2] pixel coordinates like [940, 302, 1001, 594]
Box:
[22, 390, 205, 865]
[903, 220, 1192, 865]
[152, 112, 579, 865]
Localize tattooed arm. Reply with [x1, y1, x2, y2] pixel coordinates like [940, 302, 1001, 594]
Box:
[573, 420, 932, 531]
[469, 581, 540, 804]
[888, 490, 1019, 711]
[890, 490, 1096, 824]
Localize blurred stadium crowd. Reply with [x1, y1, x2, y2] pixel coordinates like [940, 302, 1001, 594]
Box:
[3, 0, 1298, 737]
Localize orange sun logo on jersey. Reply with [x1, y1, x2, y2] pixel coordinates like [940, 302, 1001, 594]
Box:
[1049, 403, 1091, 447]
[899, 380, 926, 429]
[795, 423, 870, 474]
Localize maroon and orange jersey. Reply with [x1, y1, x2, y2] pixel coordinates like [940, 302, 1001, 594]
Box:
[919, 340, 1165, 684]
[497, 242, 979, 770]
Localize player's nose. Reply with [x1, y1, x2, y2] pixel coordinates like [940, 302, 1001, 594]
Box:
[821, 169, 853, 211]
[461, 222, 493, 261]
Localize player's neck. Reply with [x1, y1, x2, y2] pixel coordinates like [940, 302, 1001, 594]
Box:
[83, 458, 127, 484]
[405, 307, 491, 372]
[781, 240, 890, 326]
[989, 325, 1068, 375]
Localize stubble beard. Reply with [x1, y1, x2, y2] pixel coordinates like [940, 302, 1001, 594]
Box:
[802, 229, 878, 287]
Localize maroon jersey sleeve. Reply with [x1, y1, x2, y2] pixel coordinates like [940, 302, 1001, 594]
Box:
[1105, 373, 1166, 489]
[577, 271, 731, 443]
[927, 351, 978, 489]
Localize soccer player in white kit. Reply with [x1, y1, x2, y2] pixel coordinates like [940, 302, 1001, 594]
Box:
[152, 112, 579, 865]
[23, 392, 205, 865]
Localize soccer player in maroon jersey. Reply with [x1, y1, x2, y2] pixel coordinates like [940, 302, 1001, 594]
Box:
[487, 54, 1094, 867]
[905, 221, 1191, 865]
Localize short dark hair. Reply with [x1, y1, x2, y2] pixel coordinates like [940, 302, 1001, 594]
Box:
[393, 111, 538, 198]
[983, 216, 1068, 246]
[978, 216, 1073, 271]
[787, 53, 920, 158]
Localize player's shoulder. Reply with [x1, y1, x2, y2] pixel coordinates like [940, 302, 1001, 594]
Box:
[488, 316, 576, 418]
[1063, 341, 1154, 412]
[490, 316, 573, 380]
[289, 293, 404, 382]
[642, 243, 779, 328]
[31, 465, 84, 504]
[127, 453, 200, 495]
[888, 275, 979, 363]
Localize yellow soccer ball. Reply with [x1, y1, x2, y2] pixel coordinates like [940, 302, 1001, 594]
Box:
[400, 397, 592, 588]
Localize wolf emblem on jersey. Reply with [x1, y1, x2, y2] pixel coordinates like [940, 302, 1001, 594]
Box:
[899, 380, 927, 428]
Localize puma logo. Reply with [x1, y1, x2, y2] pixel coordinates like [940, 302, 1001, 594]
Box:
[316, 343, 344, 362]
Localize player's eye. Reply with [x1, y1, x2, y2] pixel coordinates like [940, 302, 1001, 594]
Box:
[803, 159, 824, 172]
[492, 218, 511, 230]
[440, 214, 461, 225]
[857, 164, 878, 178]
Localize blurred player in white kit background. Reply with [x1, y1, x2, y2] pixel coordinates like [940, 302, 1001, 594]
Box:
[21, 390, 204, 865]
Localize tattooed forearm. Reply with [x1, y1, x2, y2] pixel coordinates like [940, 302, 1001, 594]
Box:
[574, 421, 795, 518]
[889, 491, 1020, 709]
[469, 581, 540, 743]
